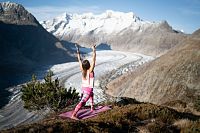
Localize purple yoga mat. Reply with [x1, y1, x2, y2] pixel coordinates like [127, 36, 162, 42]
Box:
[59, 105, 111, 120]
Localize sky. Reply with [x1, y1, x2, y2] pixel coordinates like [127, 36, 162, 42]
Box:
[1, 0, 200, 33]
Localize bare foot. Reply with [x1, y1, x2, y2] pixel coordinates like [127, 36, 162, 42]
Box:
[71, 115, 79, 120]
[91, 106, 94, 111]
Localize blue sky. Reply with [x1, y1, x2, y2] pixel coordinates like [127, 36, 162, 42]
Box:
[1, 0, 200, 33]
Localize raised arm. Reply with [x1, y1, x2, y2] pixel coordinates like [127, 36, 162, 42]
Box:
[75, 44, 83, 71]
[89, 45, 96, 72]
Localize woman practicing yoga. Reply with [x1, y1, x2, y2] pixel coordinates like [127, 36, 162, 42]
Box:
[71, 44, 96, 120]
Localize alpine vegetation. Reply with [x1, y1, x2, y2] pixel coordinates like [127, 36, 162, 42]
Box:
[21, 71, 80, 111]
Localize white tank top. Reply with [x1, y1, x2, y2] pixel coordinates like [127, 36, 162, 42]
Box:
[81, 70, 94, 88]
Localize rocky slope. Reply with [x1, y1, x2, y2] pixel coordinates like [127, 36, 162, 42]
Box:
[0, 2, 74, 102]
[106, 29, 200, 106]
[41, 10, 186, 56]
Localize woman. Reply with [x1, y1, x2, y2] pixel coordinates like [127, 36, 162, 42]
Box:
[71, 43, 96, 120]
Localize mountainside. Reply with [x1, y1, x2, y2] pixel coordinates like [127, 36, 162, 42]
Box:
[0, 2, 74, 91]
[41, 10, 186, 56]
[106, 32, 200, 106]
[192, 28, 200, 38]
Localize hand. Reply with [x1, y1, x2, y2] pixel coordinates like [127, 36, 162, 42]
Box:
[92, 44, 96, 51]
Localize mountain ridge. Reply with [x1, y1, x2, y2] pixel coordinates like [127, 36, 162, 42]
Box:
[0, 2, 74, 101]
[41, 10, 186, 56]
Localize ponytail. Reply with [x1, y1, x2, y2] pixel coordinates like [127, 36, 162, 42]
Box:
[82, 60, 90, 79]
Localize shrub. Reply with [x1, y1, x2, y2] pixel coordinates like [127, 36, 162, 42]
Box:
[21, 71, 79, 111]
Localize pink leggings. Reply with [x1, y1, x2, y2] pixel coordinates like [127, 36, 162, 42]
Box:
[73, 88, 94, 114]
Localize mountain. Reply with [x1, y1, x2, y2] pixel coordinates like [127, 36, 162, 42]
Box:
[192, 28, 200, 38]
[0, 2, 74, 99]
[106, 31, 200, 106]
[41, 10, 186, 56]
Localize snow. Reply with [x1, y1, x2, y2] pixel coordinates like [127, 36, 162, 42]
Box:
[40, 10, 155, 37]
[1, 1, 21, 10]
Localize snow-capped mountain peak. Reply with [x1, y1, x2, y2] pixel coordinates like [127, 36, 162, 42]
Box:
[40, 10, 144, 37]
[0, 1, 38, 25]
[40, 10, 183, 56]
[1, 1, 24, 11]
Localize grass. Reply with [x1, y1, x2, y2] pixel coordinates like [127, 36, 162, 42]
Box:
[1, 98, 200, 133]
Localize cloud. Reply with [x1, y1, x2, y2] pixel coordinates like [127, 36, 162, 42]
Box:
[27, 5, 103, 21]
